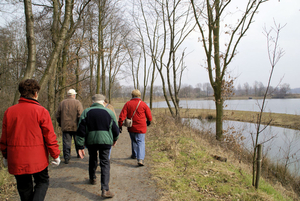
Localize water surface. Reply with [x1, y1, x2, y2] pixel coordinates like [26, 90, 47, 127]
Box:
[183, 118, 300, 176]
[153, 99, 300, 115]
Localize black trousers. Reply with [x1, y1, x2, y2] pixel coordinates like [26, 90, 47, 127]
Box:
[63, 131, 78, 160]
[88, 145, 111, 191]
[14, 167, 49, 201]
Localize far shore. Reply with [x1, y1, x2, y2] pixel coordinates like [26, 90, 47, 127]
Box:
[111, 95, 300, 130]
[152, 108, 300, 131]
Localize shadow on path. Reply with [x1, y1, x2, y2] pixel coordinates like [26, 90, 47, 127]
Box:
[45, 127, 159, 201]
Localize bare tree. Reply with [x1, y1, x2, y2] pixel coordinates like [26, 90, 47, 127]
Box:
[106, 15, 131, 102]
[129, 0, 159, 104]
[137, 0, 195, 118]
[243, 82, 250, 96]
[95, 0, 123, 95]
[191, 0, 268, 140]
[12, 0, 37, 104]
[251, 21, 285, 187]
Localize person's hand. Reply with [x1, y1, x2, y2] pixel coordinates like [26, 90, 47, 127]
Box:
[113, 141, 117, 147]
[78, 149, 85, 159]
[147, 120, 151, 126]
[119, 127, 122, 133]
[51, 156, 61, 167]
[3, 158, 7, 167]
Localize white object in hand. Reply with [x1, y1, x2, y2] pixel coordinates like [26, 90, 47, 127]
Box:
[51, 156, 61, 167]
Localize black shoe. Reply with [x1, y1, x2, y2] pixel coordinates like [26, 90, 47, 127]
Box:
[101, 190, 114, 198]
[90, 179, 97, 185]
[64, 159, 69, 164]
[130, 155, 137, 159]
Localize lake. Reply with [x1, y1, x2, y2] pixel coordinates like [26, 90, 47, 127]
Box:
[152, 98, 300, 115]
[151, 98, 300, 175]
[183, 118, 300, 176]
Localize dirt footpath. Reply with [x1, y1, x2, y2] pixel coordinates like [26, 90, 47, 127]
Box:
[44, 128, 159, 201]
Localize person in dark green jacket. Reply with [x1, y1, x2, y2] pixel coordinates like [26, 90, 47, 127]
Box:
[76, 94, 119, 198]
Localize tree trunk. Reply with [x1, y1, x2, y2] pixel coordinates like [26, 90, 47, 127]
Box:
[59, 41, 69, 102]
[149, 63, 155, 110]
[39, 0, 73, 92]
[97, 0, 106, 95]
[101, 27, 105, 95]
[215, 93, 223, 140]
[89, 20, 94, 94]
[48, 64, 57, 118]
[96, 3, 101, 94]
[13, 0, 37, 105]
[76, 47, 80, 92]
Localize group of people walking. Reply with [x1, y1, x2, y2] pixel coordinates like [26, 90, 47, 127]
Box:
[0, 79, 152, 200]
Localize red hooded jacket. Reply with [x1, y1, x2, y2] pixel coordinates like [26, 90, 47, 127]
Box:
[0, 97, 60, 175]
[118, 98, 152, 134]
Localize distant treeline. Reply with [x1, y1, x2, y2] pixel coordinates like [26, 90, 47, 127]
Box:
[116, 81, 297, 99]
[176, 82, 296, 98]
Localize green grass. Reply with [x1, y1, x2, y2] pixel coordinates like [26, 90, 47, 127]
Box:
[146, 114, 297, 200]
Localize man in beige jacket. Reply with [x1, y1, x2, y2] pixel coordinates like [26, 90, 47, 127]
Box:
[56, 89, 83, 164]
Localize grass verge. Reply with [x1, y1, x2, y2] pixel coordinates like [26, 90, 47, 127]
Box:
[0, 159, 18, 200]
[146, 113, 298, 200]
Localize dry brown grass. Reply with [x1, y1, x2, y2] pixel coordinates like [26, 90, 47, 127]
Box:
[154, 108, 300, 130]
[146, 113, 299, 200]
[0, 156, 18, 200]
[147, 114, 298, 200]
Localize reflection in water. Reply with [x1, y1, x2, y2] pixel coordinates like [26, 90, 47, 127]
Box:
[183, 118, 300, 176]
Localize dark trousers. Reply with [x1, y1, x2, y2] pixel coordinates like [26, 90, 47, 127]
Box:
[63, 131, 78, 160]
[14, 167, 49, 201]
[88, 145, 111, 191]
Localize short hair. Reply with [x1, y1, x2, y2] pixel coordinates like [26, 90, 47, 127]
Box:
[18, 79, 40, 98]
[92, 94, 106, 102]
[131, 89, 141, 98]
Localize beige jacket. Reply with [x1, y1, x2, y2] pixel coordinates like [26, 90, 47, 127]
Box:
[105, 103, 117, 119]
[56, 97, 84, 132]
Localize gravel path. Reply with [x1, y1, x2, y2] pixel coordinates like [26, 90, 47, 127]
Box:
[44, 125, 159, 201]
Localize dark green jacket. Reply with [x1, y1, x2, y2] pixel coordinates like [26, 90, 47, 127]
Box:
[76, 103, 119, 149]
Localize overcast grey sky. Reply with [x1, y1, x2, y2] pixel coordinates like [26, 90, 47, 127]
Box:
[183, 0, 300, 89]
[1, 1, 299, 89]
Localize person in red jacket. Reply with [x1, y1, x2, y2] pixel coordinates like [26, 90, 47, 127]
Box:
[0, 79, 61, 201]
[118, 89, 152, 166]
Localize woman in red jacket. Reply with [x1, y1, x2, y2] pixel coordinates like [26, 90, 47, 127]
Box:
[0, 79, 60, 201]
[118, 89, 152, 166]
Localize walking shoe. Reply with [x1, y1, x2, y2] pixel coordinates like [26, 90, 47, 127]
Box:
[64, 159, 69, 164]
[137, 159, 144, 166]
[130, 155, 137, 159]
[101, 190, 114, 198]
[89, 179, 97, 185]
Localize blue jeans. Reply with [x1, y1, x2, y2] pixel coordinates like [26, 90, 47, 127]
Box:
[129, 132, 145, 160]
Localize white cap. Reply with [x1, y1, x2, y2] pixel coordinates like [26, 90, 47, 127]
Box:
[67, 89, 77, 95]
